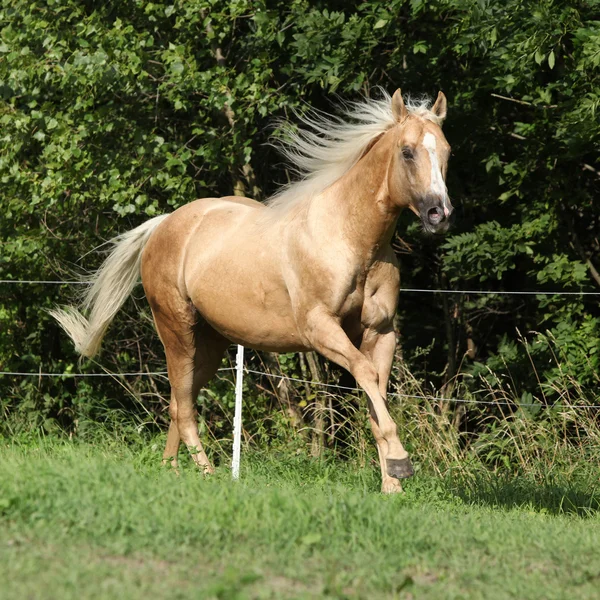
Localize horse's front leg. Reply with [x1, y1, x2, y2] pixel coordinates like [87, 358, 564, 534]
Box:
[304, 310, 411, 493]
[360, 326, 410, 494]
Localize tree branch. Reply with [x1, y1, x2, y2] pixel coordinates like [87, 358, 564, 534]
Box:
[491, 92, 557, 109]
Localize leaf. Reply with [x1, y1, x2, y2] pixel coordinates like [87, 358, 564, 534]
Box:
[374, 19, 388, 29]
[548, 50, 555, 69]
[413, 41, 428, 54]
[534, 50, 544, 65]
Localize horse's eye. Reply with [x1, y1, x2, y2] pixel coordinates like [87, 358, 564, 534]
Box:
[401, 146, 414, 161]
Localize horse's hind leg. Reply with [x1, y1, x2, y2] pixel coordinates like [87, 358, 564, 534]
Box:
[185, 326, 229, 471]
[152, 301, 228, 473]
[163, 420, 181, 468]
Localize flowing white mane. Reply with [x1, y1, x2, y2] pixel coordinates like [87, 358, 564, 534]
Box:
[265, 91, 441, 217]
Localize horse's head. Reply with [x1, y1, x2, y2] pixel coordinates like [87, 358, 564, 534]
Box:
[387, 90, 453, 234]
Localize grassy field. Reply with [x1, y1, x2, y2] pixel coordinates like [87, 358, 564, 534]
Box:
[1, 436, 599, 599]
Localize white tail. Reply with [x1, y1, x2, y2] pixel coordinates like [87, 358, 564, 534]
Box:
[50, 215, 169, 358]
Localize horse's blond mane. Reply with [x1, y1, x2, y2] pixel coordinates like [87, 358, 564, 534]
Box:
[263, 91, 441, 219]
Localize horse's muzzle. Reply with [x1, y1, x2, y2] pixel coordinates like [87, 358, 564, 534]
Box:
[419, 196, 453, 234]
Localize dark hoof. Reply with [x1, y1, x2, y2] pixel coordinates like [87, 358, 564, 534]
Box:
[386, 457, 414, 479]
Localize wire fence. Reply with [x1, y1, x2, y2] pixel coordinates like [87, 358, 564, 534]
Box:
[0, 368, 235, 378]
[1, 364, 598, 410]
[1, 278, 598, 411]
[0, 370, 169, 377]
[2, 278, 600, 295]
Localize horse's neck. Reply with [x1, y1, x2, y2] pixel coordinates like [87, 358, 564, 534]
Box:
[309, 130, 400, 259]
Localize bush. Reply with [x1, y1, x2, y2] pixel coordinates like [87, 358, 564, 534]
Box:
[1, 1, 598, 449]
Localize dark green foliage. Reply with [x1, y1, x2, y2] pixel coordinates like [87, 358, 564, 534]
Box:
[1, 1, 598, 438]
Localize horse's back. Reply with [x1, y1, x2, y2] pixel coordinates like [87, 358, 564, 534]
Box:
[143, 195, 262, 263]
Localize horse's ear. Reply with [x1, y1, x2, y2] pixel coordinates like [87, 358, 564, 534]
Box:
[391, 89, 408, 122]
[432, 91, 447, 122]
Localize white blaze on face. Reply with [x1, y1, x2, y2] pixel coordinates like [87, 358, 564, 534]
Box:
[422, 132, 450, 217]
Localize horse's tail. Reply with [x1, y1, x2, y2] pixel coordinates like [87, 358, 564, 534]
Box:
[49, 215, 169, 359]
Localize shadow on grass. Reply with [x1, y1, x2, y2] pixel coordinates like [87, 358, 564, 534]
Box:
[443, 472, 600, 517]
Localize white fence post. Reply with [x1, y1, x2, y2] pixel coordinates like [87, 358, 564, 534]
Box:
[231, 344, 244, 480]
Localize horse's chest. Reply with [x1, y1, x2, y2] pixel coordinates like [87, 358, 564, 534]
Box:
[340, 285, 366, 317]
[338, 261, 398, 338]
[338, 279, 367, 337]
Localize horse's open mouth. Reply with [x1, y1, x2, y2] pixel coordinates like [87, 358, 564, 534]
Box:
[420, 201, 452, 235]
[427, 206, 443, 225]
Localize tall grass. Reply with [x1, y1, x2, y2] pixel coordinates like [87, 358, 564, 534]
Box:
[2, 334, 598, 489]
[300, 334, 600, 487]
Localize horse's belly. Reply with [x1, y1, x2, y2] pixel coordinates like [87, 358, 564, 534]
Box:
[192, 286, 307, 352]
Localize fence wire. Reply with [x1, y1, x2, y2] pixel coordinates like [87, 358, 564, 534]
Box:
[1, 278, 598, 410]
[243, 368, 599, 410]
[1, 365, 597, 410]
[2, 279, 600, 295]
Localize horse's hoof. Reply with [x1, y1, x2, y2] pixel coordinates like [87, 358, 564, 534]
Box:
[381, 477, 404, 494]
[386, 457, 414, 479]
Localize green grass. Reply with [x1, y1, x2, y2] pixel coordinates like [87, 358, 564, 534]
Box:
[1, 436, 599, 599]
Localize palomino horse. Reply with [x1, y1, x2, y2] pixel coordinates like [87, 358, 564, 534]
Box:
[52, 89, 452, 493]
